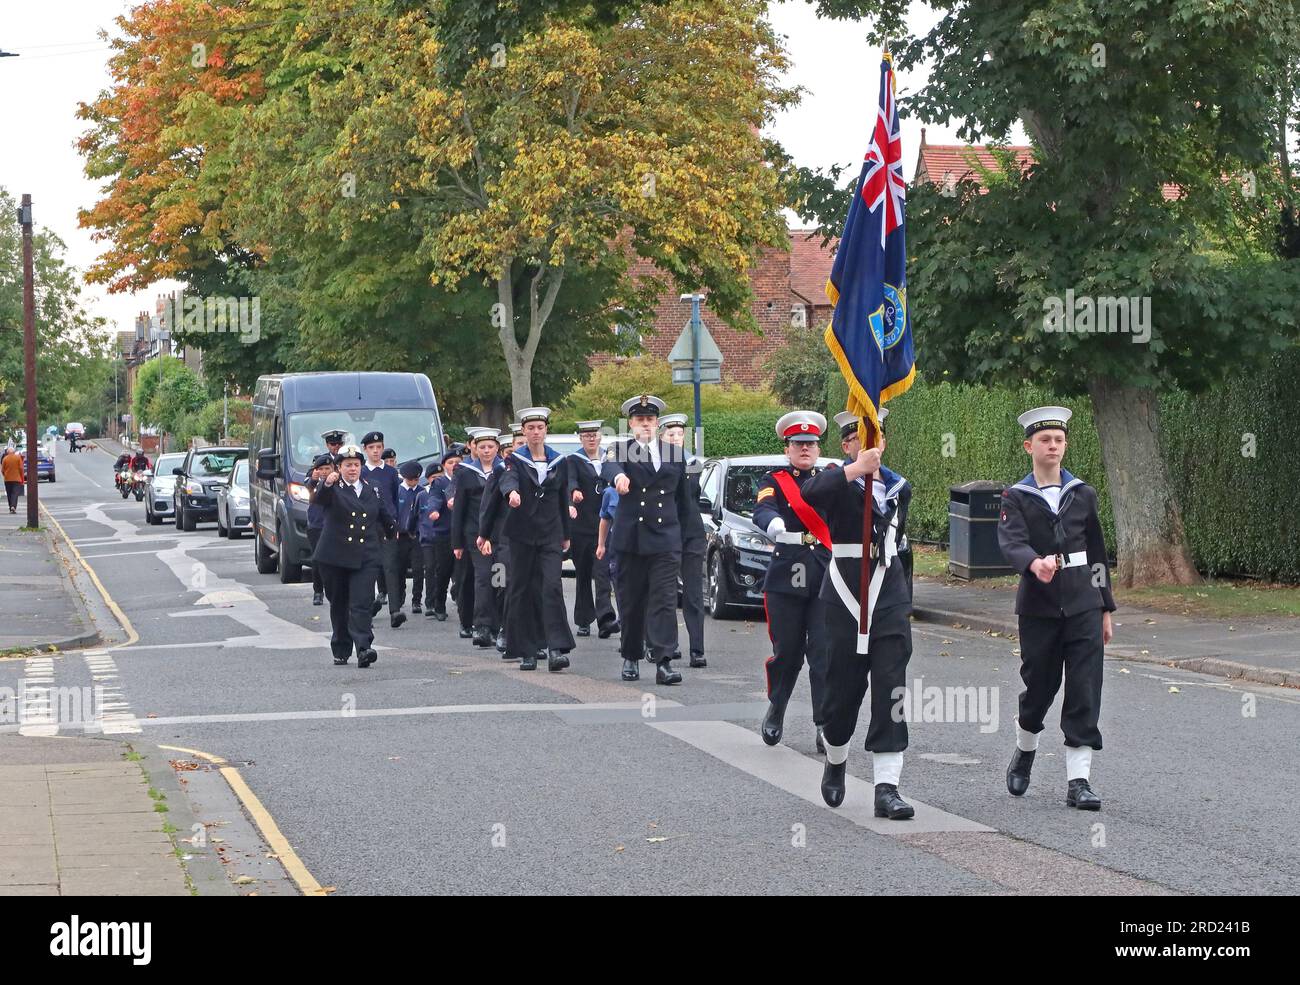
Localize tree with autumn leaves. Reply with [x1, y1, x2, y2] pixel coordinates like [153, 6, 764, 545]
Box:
[78, 0, 795, 418]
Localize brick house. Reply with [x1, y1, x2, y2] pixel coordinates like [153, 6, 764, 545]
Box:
[600, 227, 837, 388]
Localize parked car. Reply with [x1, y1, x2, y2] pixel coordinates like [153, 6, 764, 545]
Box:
[251, 372, 444, 583]
[172, 446, 249, 531]
[19, 445, 55, 483]
[216, 458, 253, 538]
[697, 454, 838, 618]
[145, 453, 187, 525]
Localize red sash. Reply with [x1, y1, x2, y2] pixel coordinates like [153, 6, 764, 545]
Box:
[771, 471, 832, 549]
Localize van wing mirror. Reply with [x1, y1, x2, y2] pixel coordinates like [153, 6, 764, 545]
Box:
[256, 448, 279, 481]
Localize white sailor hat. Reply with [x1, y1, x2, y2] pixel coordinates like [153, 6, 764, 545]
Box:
[1018, 406, 1072, 437]
[575, 420, 604, 432]
[833, 411, 858, 438]
[333, 444, 364, 463]
[775, 411, 827, 442]
[517, 407, 551, 426]
[621, 394, 666, 418]
[509, 422, 523, 436]
[466, 427, 500, 445]
[497, 430, 515, 443]
[658, 413, 688, 430]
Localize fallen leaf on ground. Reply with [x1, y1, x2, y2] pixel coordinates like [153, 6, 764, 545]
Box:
[234, 875, 255, 885]
[1168, 686, 1181, 694]
[1118, 668, 1131, 674]
[647, 837, 668, 843]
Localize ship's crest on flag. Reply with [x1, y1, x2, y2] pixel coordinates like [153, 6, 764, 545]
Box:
[824, 53, 917, 438]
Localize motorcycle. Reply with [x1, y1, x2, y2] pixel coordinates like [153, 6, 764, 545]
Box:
[116, 469, 130, 499]
[132, 469, 151, 502]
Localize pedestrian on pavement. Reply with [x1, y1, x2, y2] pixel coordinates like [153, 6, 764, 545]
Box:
[2, 446, 23, 513]
[801, 408, 916, 819]
[658, 413, 707, 668]
[752, 411, 832, 753]
[311, 444, 396, 667]
[998, 406, 1115, 811]
[306, 453, 335, 605]
[600, 394, 696, 685]
[496, 407, 575, 672]
[451, 429, 503, 647]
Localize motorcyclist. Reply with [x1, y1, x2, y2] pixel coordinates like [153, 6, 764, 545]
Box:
[114, 452, 131, 472]
[129, 451, 151, 472]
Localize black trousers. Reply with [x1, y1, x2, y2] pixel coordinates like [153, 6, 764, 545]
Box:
[615, 550, 680, 662]
[453, 551, 475, 630]
[763, 591, 829, 726]
[422, 537, 453, 613]
[571, 534, 617, 630]
[506, 540, 575, 660]
[317, 560, 380, 659]
[680, 539, 706, 658]
[469, 546, 501, 632]
[307, 527, 324, 593]
[4, 481, 20, 511]
[384, 536, 421, 614]
[1017, 609, 1104, 749]
[494, 539, 511, 630]
[822, 601, 911, 751]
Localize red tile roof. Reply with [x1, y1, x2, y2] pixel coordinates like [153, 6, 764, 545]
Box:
[788, 229, 836, 305]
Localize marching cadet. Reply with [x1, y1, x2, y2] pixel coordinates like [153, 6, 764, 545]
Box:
[658, 413, 707, 667]
[801, 416, 916, 819]
[566, 421, 618, 638]
[311, 444, 396, 667]
[451, 428, 503, 647]
[481, 429, 520, 654]
[384, 461, 424, 626]
[418, 449, 462, 620]
[361, 431, 400, 607]
[752, 412, 831, 753]
[600, 395, 696, 685]
[495, 408, 575, 671]
[837, 409, 911, 580]
[306, 453, 336, 606]
[998, 407, 1115, 811]
[322, 428, 347, 460]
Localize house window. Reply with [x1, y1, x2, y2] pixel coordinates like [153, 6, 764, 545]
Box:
[613, 311, 642, 355]
[790, 305, 807, 329]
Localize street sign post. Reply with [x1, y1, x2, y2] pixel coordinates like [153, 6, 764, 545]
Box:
[670, 295, 723, 457]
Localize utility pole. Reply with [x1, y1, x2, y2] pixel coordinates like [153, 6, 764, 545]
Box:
[18, 194, 38, 529]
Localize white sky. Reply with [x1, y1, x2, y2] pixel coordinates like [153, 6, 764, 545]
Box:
[0, 1, 1018, 338]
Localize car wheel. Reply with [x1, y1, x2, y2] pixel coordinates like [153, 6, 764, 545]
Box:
[706, 551, 732, 619]
[254, 518, 278, 575]
[181, 502, 197, 531]
[49, 473, 55, 483]
[217, 507, 228, 537]
[277, 521, 302, 584]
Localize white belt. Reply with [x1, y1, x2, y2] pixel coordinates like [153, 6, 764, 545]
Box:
[1056, 551, 1088, 569]
[775, 531, 820, 545]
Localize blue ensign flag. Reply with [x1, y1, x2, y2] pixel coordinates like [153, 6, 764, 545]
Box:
[824, 53, 917, 439]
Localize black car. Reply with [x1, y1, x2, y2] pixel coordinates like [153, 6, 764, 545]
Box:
[172, 446, 249, 531]
[697, 454, 840, 618]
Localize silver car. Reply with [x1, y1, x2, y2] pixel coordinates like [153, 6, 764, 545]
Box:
[216, 458, 253, 538]
[145, 453, 187, 525]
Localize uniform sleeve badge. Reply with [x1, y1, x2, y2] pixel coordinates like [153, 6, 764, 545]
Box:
[756, 487, 775, 502]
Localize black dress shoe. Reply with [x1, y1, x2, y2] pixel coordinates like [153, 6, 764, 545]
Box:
[821, 761, 846, 808]
[520, 651, 537, 671]
[760, 701, 785, 746]
[575, 625, 591, 637]
[598, 622, 620, 639]
[425, 608, 438, 618]
[621, 658, 640, 681]
[312, 592, 324, 606]
[816, 728, 825, 755]
[495, 632, 507, 653]
[472, 627, 492, 647]
[874, 783, 915, 820]
[689, 652, 706, 668]
[357, 648, 377, 668]
[656, 659, 682, 686]
[548, 649, 570, 672]
[371, 599, 384, 618]
[458, 627, 472, 639]
[333, 655, 350, 666]
[391, 612, 407, 629]
[1066, 779, 1102, 811]
[411, 603, 422, 614]
[376, 593, 388, 607]
[1006, 748, 1035, 797]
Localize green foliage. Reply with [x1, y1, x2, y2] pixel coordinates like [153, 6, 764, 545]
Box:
[764, 324, 841, 412]
[133, 358, 207, 436]
[696, 410, 788, 458]
[174, 397, 254, 448]
[557, 356, 782, 423]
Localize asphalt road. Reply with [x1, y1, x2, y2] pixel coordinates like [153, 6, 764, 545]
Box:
[10, 443, 1300, 895]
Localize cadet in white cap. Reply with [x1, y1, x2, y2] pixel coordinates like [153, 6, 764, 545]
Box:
[601, 394, 693, 684]
[658, 412, 707, 668]
[451, 428, 504, 647]
[496, 407, 576, 671]
[566, 421, 618, 638]
[752, 411, 832, 752]
[999, 407, 1115, 810]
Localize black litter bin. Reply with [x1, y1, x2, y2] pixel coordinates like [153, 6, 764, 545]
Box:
[948, 481, 1015, 579]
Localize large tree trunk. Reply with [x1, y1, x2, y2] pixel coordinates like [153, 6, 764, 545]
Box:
[494, 260, 564, 415]
[1088, 376, 1200, 587]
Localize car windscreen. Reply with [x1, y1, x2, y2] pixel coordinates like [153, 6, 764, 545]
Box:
[232, 460, 250, 488]
[724, 465, 776, 518]
[155, 454, 186, 475]
[286, 409, 442, 474]
[190, 451, 242, 477]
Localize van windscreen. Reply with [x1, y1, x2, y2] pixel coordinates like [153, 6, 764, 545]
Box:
[287, 409, 442, 472]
